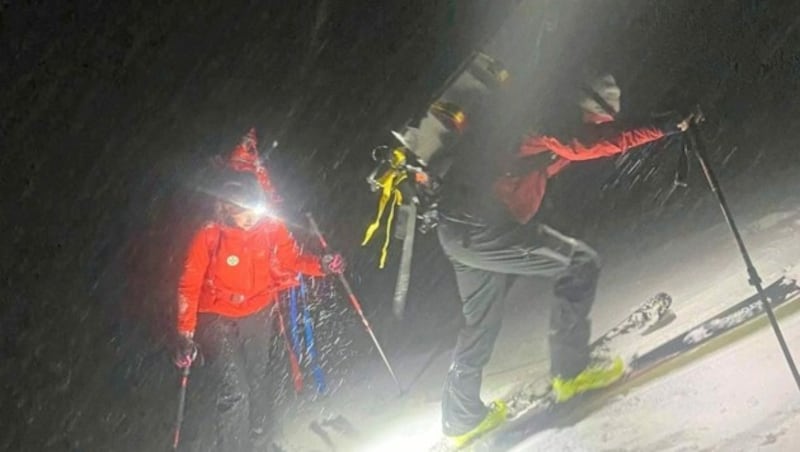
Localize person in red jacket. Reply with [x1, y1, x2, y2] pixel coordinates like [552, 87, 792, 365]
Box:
[174, 140, 344, 451]
[435, 75, 695, 447]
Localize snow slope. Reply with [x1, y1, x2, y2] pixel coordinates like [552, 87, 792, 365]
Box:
[511, 311, 800, 452]
[277, 167, 800, 452]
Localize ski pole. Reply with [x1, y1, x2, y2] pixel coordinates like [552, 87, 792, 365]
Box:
[688, 125, 800, 392]
[277, 300, 304, 393]
[172, 365, 191, 450]
[306, 213, 403, 393]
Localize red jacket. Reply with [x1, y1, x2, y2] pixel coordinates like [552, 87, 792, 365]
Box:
[494, 122, 672, 224]
[177, 219, 323, 334]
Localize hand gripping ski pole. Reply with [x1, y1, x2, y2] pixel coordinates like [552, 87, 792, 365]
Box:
[688, 126, 800, 391]
[172, 365, 191, 449]
[306, 213, 403, 393]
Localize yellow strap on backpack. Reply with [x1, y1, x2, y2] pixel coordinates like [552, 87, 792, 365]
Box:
[362, 148, 408, 268]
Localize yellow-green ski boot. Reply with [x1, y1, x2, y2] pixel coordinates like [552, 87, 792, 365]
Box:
[446, 400, 508, 449]
[552, 356, 625, 403]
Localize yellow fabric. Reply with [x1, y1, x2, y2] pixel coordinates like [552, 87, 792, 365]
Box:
[552, 356, 625, 403]
[446, 400, 508, 449]
[362, 149, 409, 268]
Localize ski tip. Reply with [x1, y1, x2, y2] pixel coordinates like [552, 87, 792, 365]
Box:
[641, 309, 677, 336]
[654, 292, 672, 303]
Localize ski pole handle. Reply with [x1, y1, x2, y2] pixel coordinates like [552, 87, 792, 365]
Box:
[306, 214, 360, 312]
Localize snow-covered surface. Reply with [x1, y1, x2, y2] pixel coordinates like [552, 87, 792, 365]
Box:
[277, 168, 800, 451]
[511, 311, 800, 452]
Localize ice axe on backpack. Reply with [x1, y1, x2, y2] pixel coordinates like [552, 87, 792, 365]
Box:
[392, 203, 417, 320]
[364, 146, 429, 320]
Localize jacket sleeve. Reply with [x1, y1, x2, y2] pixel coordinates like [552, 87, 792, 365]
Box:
[177, 227, 212, 335]
[272, 221, 324, 277]
[520, 123, 673, 162]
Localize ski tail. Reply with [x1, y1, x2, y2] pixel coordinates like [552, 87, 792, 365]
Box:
[593, 292, 673, 349]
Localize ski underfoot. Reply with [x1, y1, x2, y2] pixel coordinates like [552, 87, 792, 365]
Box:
[452, 277, 800, 451]
[430, 292, 675, 451]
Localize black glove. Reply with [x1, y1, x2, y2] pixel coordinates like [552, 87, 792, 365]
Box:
[173, 333, 198, 369]
[661, 106, 705, 134]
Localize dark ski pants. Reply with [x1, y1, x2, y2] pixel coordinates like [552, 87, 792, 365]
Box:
[192, 307, 274, 452]
[437, 219, 600, 435]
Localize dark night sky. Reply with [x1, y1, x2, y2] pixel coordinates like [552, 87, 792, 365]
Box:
[4, 1, 800, 450]
[1, 1, 514, 449]
[1, 0, 513, 300]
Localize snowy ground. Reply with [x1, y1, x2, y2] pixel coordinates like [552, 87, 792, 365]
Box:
[511, 311, 800, 452]
[276, 167, 800, 452]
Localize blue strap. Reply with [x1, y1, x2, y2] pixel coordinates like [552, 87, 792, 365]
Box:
[289, 285, 302, 359]
[300, 275, 327, 394]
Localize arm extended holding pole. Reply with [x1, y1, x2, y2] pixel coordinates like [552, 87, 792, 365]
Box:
[305, 213, 404, 393]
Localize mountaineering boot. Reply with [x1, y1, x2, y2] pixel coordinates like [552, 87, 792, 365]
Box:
[446, 400, 508, 449]
[551, 356, 625, 403]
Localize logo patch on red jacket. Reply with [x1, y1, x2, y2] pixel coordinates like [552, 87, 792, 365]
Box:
[226, 255, 240, 266]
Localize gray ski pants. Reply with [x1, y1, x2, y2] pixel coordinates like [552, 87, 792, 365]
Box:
[437, 219, 600, 436]
[190, 307, 274, 452]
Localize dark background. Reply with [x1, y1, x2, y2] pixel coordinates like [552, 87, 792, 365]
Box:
[3, 1, 800, 450]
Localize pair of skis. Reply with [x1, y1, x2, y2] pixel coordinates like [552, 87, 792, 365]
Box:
[455, 276, 800, 451]
[429, 291, 674, 452]
[277, 276, 327, 395]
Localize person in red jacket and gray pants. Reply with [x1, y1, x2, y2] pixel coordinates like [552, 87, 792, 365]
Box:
[436, 75, 696, 446]
[173, 130, 344, 451]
